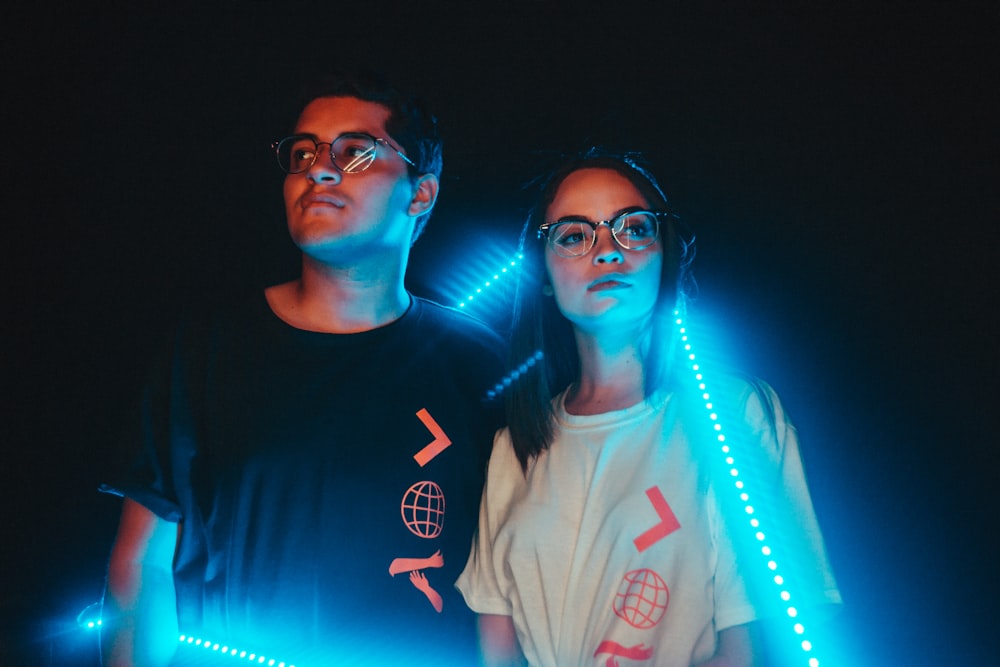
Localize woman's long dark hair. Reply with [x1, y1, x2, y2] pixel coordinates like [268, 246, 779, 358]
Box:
[505, 150, 696, 471]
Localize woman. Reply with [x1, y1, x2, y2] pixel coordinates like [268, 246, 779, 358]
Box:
[456, 152, 840, 666]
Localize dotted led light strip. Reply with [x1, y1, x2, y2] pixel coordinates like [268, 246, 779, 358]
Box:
[675, 310, 821, 667]
[458, 251, 540, 402]
[178, 633, 298, 667]
[457, 254, 523, 308]
[484, 350, 545, 401]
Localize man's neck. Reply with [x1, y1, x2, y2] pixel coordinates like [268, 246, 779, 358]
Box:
[265, 259, 410, 334]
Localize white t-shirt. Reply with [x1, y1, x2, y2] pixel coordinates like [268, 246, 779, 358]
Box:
[457, 379, 840, 667]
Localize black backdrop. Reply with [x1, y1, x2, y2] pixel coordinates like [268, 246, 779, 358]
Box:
[3, 3, 997, 665]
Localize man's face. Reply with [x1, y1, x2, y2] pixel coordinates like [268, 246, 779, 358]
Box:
[283, 96, 426, 267]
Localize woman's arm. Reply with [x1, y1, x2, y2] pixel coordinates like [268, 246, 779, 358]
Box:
[477, 614, 528, 667]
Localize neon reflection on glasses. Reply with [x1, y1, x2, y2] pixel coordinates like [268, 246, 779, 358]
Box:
[272, 133, 415, 174]
[538, 210, 664, 258]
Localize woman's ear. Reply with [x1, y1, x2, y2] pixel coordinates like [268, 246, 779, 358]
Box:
[408, 174, 439, 217]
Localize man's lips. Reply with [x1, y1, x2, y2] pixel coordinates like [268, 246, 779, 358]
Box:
[301, 193, 345, 208]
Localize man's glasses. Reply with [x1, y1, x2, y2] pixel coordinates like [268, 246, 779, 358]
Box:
[272, 132, 415, 174]
[538, 210, 665, 258]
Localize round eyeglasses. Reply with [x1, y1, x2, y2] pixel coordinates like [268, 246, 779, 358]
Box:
[538, 210, 665, 258]
[272, 132, 415, 174]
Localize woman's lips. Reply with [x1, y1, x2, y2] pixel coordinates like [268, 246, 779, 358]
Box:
[588, 276, 631, 291]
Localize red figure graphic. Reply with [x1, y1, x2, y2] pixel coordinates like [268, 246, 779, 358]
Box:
[413, 408, 453, 466]
[409, 571, 444, 612]
[388, 549, 444, 577]
[401, 480, 445, 538]
[633, 486, 680, 552]
[594, 640, 654, 667]
[613, 569, 669, 629]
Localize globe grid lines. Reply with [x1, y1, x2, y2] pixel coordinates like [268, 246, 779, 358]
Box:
[401, 480, 446, 539]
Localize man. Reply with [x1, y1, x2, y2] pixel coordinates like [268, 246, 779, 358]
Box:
[100, 72, 505, 666]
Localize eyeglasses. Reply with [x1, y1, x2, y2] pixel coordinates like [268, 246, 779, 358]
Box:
[537, 210, 665, 258]
[272, 132, 415, 174]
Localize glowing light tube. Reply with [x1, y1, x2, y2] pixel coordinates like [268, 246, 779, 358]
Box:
[675, 310, 822, 667]
[178, 633, 297, 667]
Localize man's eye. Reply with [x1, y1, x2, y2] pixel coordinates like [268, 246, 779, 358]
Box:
[289, 147, 316, 169]
[337, 139, 374, 158]
[346, 145, 371, 158]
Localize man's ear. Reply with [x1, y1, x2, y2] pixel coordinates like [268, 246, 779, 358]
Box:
[408, 173, 439, 217]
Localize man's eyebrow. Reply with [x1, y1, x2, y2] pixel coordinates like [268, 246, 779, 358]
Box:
[291, 129, 377, 140]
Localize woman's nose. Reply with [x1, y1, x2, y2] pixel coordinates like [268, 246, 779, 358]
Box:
[592, 226, 624, 264]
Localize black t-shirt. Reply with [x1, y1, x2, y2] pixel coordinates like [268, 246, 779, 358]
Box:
[105, 294, 506, 666]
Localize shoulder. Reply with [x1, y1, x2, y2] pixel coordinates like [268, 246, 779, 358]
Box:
[484, 428, 528, 495]
[154, 291, 270, 363]
[697, 372, 793, 469]
[182, 290, 266, 332]
[412, 297, 502, 335]
[409, 297, 505, 351]
[682, 371, 787, 426]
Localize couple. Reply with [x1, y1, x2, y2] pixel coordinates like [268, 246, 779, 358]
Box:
[101, 72, 839, 666]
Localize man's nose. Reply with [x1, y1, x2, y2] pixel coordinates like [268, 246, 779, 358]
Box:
[306, 143, 342, 184]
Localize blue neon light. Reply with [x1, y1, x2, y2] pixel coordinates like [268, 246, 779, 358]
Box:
[484, 350, 544, 401]
[675, 310, 822, 667]
[179, 633, 297, 667]
[76, 601, 103, 630]
[456, 254, 523, 309]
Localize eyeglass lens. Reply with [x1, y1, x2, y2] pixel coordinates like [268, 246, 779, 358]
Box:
[276, 134, 380, 174]
[547, 212, 659, 257]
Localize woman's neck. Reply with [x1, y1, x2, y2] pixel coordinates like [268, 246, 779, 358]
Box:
[564, 329, 647, 415]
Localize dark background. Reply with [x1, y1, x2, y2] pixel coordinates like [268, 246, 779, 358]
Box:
[3, 2, 996, 665]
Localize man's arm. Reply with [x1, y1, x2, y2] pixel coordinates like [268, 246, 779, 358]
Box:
[101, 498, 180, 667]
[477, 614, 527, 667]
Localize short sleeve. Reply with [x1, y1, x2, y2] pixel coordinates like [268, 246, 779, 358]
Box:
[98, 321, 197, 523]
[722, 377, 842, 618]
[709, 487, 763, 631]
[455, 428, 521, 616]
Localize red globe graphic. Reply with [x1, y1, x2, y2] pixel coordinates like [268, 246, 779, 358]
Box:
[401, 481, 445, 538]
[613, 568, 669, 629]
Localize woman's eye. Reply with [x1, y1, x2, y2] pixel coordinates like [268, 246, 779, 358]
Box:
[626, 223, 653, 238]
[621, 215, 656, 239]
[554, 225, 588, 246]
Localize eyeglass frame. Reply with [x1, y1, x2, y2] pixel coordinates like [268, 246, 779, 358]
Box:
[537, 209, 669, 257]
[271, 132, 416, 174]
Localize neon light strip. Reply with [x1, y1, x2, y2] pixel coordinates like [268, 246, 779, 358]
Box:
[675, 310, 821, 667]
[484, 350, 544, 401]
[178, 633, 298, 667]
[457, 254, 523, 308]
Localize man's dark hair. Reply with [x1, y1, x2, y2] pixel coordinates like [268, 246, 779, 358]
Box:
[289, 69, 443, 242]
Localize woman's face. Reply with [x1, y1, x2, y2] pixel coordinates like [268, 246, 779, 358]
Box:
[543, 168, 663, 334]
